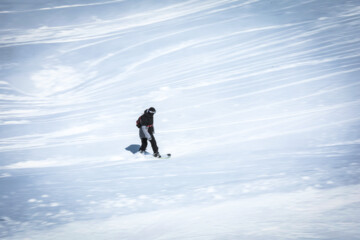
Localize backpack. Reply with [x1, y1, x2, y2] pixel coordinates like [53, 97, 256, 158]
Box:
[136, 116, 142, 128]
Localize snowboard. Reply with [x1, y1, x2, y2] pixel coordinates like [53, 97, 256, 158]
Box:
[158, 153, 171, 159]
[139, 151, 171, 159]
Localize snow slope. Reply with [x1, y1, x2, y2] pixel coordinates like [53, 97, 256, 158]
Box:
[1, 0, 360, 239]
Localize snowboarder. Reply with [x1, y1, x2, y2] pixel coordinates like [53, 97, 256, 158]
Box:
[138, 107, 161, 158]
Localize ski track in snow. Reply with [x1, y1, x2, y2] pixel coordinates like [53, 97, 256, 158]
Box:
[1, 0, 360, 239]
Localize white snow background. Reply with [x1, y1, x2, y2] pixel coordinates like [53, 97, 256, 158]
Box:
[1, 0, 360, 239]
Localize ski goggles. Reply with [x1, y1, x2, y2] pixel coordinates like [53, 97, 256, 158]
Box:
[148, 110, 156, 114]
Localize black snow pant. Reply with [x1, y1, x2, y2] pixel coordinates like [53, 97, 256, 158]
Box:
[140, 133, 158, 153]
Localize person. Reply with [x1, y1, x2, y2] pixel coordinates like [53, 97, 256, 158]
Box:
[138, 107, 161, 158]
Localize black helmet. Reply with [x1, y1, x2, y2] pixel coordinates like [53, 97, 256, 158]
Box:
[148, 107, 156, 114]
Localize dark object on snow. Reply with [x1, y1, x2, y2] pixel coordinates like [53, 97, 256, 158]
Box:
[125, 144, 141, 154]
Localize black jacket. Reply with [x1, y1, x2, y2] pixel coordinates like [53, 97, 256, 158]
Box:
[140, 110, 155, 134]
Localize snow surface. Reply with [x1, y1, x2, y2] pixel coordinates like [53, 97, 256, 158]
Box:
[1, 0, 360, 239]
